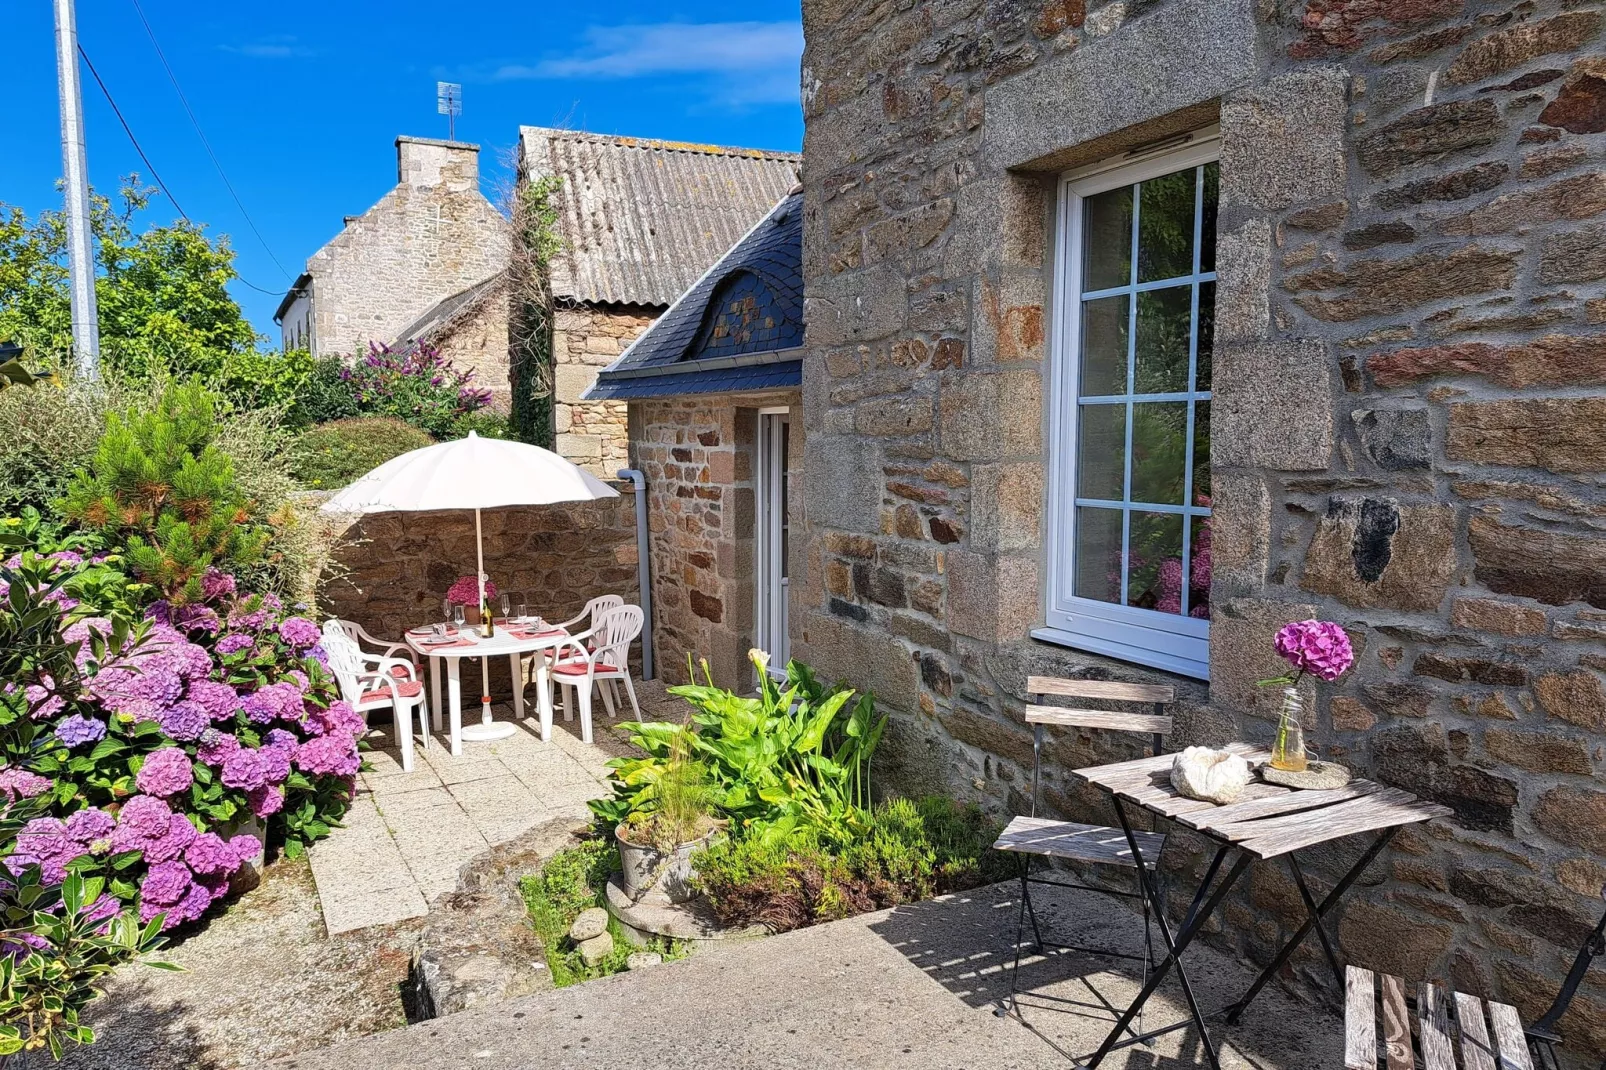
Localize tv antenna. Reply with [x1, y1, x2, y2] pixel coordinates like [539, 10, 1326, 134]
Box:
[437, 81, 461, 140]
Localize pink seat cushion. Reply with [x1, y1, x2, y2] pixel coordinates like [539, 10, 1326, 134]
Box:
[389, 664, 413, 680]
[552, 661, 619, 676]
[357, 679, 423, 707]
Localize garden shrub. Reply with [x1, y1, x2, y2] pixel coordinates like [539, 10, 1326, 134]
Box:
[692, 797, 1008, 933]
[284, 355, 359, 429]
[591, 653, 886, 849]
[337, 341, 493, 439]
[0, 374, 129, 517]
[61, 380, 271, 605]
[288, 418, 434, 490]
[214, 348, 315, 418]
[0, 529, 361, 930]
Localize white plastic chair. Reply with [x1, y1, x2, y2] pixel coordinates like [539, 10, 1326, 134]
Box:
[557, 595, 625, 635]
[320, 624, 429, 773]
[326, 618, 421, 683]
[549, 605, 643, 744]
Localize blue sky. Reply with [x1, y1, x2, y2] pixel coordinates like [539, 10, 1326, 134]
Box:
[4, 1, 804, 336]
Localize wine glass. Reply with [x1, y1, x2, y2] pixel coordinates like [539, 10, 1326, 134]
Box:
[515, 599, 527, 622]
[441, 597, 452, 625]
[451, 603, 465, 632]
[500, 593, 511, 622]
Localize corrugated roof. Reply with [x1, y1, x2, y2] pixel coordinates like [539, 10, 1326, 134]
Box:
[584, 191, 804, 403]
[519, 127, 800, 308]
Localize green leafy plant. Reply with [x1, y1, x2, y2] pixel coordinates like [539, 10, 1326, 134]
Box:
[288, 417, 434, 490]
[592, 652, 887, 849]
[284, 355, 360, 429]
[618, 727, 715, 853]
[509, 175, 563, 447]
[60, 380, 269, 604]
[691, 797, 1008, 932]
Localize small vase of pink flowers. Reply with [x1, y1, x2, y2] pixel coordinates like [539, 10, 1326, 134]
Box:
[1259, 619, 1354, 773]
[447, 574, 496, 625]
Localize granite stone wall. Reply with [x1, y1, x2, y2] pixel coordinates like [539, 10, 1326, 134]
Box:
[632, 392, 801, 688]
[320, 489, 640, 697]
[308, 138, 509, 363]
[798, 0, 1605, 1051]
[553, 302, 657, 476]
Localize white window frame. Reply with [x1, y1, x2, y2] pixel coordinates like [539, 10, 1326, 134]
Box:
[1033, 129, 1220, 681]
[754, 407, 791, 683]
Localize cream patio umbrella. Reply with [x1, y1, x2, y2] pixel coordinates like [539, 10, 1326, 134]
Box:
[319, 431, 618, 740]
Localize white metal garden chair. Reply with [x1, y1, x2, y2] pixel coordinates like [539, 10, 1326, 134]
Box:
[320, 624, 429, 773]
[548, 604, 643, 744]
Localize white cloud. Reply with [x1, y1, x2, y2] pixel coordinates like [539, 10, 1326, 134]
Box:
[220, 36, 314, 59]
[487, 21, 802, 107]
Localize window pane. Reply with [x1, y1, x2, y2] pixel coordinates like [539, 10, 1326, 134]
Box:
[1195, 281, 1215, 393]
[1192, 400, 1211, 504]
[1134, 285, 1193, 394]
[1127, 511, 1184, 613]
[1130, 402, 1188, 506]
[1074, 507, 1123, 605]
[1080, 294, 1129, 396]
[1076, 403, 1126, 501]
[1138, 169, 1196, 283]
[1200, 163, 1219, 274]
[1188, 516, 1211, 620]
[1082, 186, 1133, 292]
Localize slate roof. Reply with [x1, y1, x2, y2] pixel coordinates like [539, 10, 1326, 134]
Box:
[519, 127, 800, 308]
[584, 190, 804, 402]
[389, 272, 504, 347]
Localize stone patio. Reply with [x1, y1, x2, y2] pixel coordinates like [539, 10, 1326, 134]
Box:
[309, 705, 617, 934]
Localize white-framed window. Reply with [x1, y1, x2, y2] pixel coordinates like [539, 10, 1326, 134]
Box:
[1035, 129, 1219, 681]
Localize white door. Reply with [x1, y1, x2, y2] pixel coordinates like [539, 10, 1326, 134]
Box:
[755, 410, 790, 678]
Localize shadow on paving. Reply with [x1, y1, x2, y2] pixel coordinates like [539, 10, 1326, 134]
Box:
[866, 883, 1340, 1070]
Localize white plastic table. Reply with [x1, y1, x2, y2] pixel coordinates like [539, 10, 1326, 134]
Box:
[403, 625, 573, 755]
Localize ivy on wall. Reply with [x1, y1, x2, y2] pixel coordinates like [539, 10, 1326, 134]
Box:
[509, 175, 563, 448]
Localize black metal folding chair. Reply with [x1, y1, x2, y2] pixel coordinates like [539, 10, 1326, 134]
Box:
[992, 675, 1173, 1025]
[1526, 882, 1605, 1070]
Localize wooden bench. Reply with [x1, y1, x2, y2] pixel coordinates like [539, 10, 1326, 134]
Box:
[1346, 965, 1534, 1070]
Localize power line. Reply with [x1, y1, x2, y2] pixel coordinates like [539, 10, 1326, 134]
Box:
[76, 40, 287, 300]
[77, 42, 187, 220]
[127, 0, 292, 281]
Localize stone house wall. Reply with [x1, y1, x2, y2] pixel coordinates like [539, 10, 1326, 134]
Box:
[797, 0, 1605, 1052]
[632, 392, 802, 688]
[320, 488, 640, 698]
[553, 302, 658, 476]
[425, 280, 513, 412]
[307, 138, 509, 360]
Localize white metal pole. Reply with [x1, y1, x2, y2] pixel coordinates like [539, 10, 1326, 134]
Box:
[53, 0, 100, 377]
[460, 506, 513, 742]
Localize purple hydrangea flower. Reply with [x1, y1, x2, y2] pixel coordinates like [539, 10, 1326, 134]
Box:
[0, 768, 53, 800]
[156, 700, 210, 742]
[247, 784, 284, 817]
[220, 747, 273, 791]
[307, 643, 329, 668]
[296, 732, 361, 778]
[134, 748, 194, 798]
[113, 794, 174, 841]
[216, 633, 254, 655]
[227, 834, 261, 867]
[201, 568, 236, 602]
[139, 860, 192, 906]
[196, 729, 241, 768]
[187, 681, 242, 722]
[54, 714, 107, 748]
[12, 818, 85, 883]
[65, 808, 115, 848]
[24, 683, 64, 721]
[264, 728, 299, 752]
[277, 617, 320, 649]
[184, 832, 242, 877]
[1273, 620, 1356, 682]
[141, 813, 198, 863]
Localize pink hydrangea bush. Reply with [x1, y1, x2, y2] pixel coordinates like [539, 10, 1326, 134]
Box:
[1273, 619, 1355, 682]
[2, 547, 362, 933]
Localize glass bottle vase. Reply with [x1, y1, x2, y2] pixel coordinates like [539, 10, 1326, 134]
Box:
[1269, 686, 1308, 773]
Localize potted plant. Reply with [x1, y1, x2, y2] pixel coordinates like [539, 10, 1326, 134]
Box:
[615, 727, 719, 904]
[446, 574, 494, 626]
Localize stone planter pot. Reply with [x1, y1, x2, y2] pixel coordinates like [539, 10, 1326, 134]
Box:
[615, 824, 717, 905]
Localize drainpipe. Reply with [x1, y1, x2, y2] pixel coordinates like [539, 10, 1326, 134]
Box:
[617, 469, 655, 680]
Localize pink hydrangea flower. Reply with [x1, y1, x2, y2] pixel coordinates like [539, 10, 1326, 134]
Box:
[447, 575, 494, 604]
[135, 748, 194, 798]
[277, 617, 320, 649]
[197, 729, 241, 767]
[216, 633, 254, 655]
[184, 833, 242, 876]
[1273, 619, 1355, 682]
[187, 681, 243, 722]
[141, 813, 198, 864]
[296, 732, 361, 778]
[156, 700, 210, 742]
[201, 568, 236, 602]
[0, 768, 53, 801]
[139, 860, 192, 912]
[247, 784, 284, 817]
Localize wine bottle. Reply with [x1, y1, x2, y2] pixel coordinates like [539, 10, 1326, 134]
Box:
[480, 591, 495, 638]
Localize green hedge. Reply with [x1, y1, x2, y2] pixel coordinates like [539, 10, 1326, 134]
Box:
[288, 417, 433, 490]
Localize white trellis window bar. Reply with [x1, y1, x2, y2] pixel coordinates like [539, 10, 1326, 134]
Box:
[1037, 128, 1220, 681]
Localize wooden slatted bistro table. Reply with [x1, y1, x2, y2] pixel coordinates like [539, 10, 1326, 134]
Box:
[1345, 965, 1534, 1070]
[1072, 743, 1454, 1070]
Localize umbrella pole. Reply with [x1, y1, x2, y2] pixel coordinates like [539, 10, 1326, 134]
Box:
[461, 506, 515, 744]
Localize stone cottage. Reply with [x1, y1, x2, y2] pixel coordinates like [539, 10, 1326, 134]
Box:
[794, 0, 1605, 1052]
[585, 188, 805, 687]
[274, 137, 512, 403]
[517, 128, 800, 476]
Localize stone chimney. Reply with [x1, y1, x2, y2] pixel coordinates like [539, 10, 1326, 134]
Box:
[395, 136, 480, 194]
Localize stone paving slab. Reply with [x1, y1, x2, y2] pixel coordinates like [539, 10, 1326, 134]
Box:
[271, 882, 1342, 1070]
[309, 709, 612, 935]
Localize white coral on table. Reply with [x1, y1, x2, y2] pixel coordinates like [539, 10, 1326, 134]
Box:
[1171, 746, 1252, 805]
